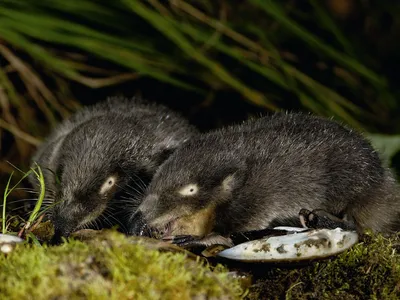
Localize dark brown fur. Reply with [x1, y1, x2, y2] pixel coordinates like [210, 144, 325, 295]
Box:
[133, 113, 400, 239]
[30, 97, 197, 241]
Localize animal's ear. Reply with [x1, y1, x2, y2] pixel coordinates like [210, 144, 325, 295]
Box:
[208, 167, 247, 205]
[152, 137, 186, 166]
[212, 166, 247, 194]
[220, 173, 237, 194]
[153, 147, 176, 166]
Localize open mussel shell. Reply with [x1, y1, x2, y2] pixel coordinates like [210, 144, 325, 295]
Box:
[217, 227, 358, 262]
[0, 234, 24, 254]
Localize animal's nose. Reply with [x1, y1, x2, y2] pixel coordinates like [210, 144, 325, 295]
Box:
[50, 206, 79, 243]
[129, 211, 151, 237]
[50, 224, 74, 245]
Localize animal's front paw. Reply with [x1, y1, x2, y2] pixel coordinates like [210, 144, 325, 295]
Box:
[163, 233, 233, 249]
[162, 235, 202, 248]
[299, 208, 357, 231]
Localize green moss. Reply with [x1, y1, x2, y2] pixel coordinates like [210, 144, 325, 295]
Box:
[247, 232, 400, 299]
[0, 231, 243, 300]
[1, 228, 399, 299]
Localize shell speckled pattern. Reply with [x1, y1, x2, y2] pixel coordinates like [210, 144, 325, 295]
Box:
[217, 227, 358, 262]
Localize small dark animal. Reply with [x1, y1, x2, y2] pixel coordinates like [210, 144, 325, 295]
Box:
[30, 97, 197, 242]
[131, 113, 400, 246]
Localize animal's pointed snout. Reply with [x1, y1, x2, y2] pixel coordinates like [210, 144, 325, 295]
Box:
[50, 202, 80, 243]
[50, 219, 75, 245]
[138, 194, 159, 216]
[129, 210, 151, 237]
[129, 194, 159, 236]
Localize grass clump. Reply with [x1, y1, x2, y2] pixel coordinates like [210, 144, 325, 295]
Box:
[0, 231, 243, 300]
[247, 232, 400, 299]
[2, 164, 47, 239]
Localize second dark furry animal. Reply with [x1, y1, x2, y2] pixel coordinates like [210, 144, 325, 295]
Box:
[132, 113, 400, 245]
[30, 97, 197, 242]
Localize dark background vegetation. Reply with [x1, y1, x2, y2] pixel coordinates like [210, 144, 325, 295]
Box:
[1, 0, 400, 201]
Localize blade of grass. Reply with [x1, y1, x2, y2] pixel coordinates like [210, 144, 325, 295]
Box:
[27, 232, 41, 246]
[174, 10, 369, 122]
[4, 0, 162, 54]
[0, 6, 190, 73]
[2, 172, 14, 234]
[0, 21, 200, 91]
[2, 168, 36, 233]
[5, 161, 28, 175]
[0, 62, 25, 107]
[298, 93, 327, 116]
[179, 23, 286, 87]
[244, 23, 299, 91]
[0, 6, 155, 54]
[179, 21, 368, 125]
[309, 0, 354, 55]
[170, 0, 272, 61]
[125, 0, 275, 109]
[250, 0, 386, 88]
[26, 163, 46, 228]
[0, 27, 80, 79]
[6, 169, 34, 199]
[2, 32, 193, 93]
[0, 43, 69, 120]
[284, 65, 364, 129]
[0, 69, 36, 156]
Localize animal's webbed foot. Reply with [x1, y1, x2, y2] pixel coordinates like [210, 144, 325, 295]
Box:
[299, 208, 357, 231]
[163, 233, 234, 249]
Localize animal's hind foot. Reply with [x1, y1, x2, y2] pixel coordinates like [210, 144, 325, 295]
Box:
[299, 208, 357, 231]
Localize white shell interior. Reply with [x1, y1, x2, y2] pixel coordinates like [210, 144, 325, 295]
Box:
[217, 227, 358, 262]
[0, 234, 24, 244]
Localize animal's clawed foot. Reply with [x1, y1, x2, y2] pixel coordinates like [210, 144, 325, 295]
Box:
[299, 208, 357, 231]
[162, 235, 202, 248]
[163, 233, 234, 248]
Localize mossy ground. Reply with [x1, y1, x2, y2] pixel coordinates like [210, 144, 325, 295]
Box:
[0, 229, 399, 300]
[0, 231, 243, 300]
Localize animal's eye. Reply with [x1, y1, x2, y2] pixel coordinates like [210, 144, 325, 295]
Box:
[99, 176, 117, 195]
[178, 184, 199, 196]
